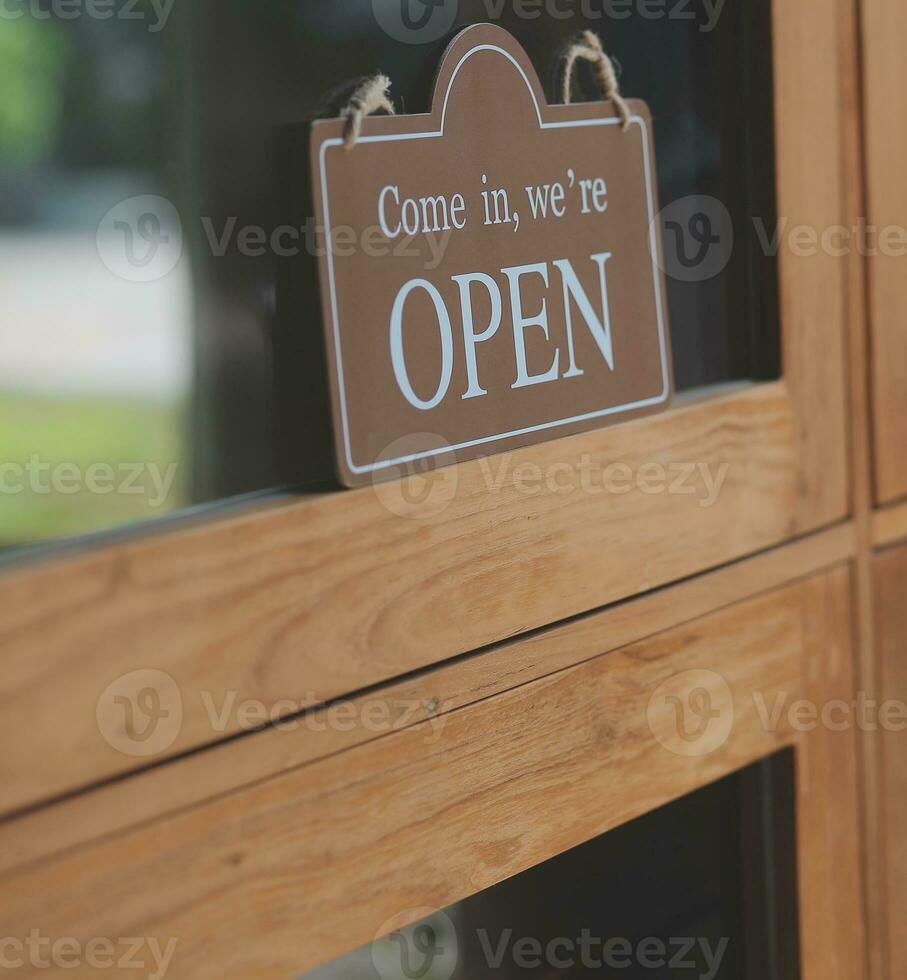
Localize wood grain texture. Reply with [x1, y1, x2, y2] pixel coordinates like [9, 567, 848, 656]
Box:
[862, 0, 907, 505]
[797, 567, 867, 980]
[0, 0, 852, 817]
[874, 545, 907, 980]
[874, 498, 907, 551]
[0, 569, 861, 979]
[773, 0, 851, 528]
[839, 0, 883, 972]
[0, 522, 854, 876]
[0, 384, 803, 817]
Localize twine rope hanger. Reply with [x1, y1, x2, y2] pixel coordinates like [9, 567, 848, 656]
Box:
[339, 30, 630, 149]
[340, 74, 395, 150]
[561, 30, 632, 130]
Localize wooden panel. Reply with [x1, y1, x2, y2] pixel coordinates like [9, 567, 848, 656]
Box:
[797, 567, 866, 980]
[839, 0, 884, 972]
[0, 567, 865, 979]
[874, 544, 907, 980]
[863, 0, 907, 504]
[0, 0, 852, 817]
[0, 523, 854, 876]
[773, 0, 850, 528]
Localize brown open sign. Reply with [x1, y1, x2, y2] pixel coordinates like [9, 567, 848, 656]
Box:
[309, 24, 673, 487]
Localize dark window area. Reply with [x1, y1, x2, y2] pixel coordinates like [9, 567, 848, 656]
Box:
[0, 0, 779, 548]
[301, 752, 800, 979]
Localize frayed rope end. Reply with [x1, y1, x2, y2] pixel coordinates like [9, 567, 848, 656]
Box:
[561, 31, 632, 131]
[341, 74, 395, 150]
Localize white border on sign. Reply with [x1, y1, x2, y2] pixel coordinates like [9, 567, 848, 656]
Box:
[318, 41, 671, 476]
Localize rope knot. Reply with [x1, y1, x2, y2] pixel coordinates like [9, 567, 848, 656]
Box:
[561, 31, 632, 131]
[340, 74, 395, 150]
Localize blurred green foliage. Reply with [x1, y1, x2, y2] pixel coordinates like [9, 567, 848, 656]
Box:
[0, 393, 184, 545]
[0, 16, 70, 165]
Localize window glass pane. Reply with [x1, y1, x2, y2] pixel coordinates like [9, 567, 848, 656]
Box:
[0, 0, 779, 550]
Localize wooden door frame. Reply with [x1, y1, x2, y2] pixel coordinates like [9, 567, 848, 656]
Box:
[862, 0, 907, 507]
[0, 560, 866, 980]
[0, 2, 881, 978]
[872, 542, 907, 980]
[0, 0, 860, 819]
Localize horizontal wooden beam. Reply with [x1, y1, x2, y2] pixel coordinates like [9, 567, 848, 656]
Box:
[873, 498, 907, 550]
[0, 520, 855, 874]
[0, 382, 824, 816]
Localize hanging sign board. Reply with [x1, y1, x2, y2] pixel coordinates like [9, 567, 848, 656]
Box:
[309, 24, 673, 487]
